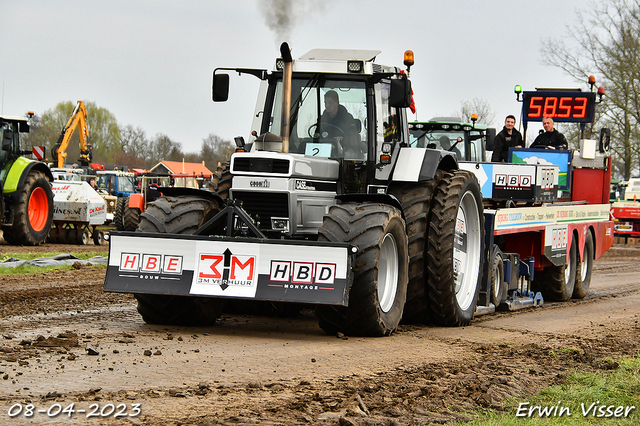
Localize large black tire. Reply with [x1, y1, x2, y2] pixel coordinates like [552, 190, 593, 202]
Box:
[211, 164, 232, 200]
[114, 197, 126, 231]
[388, 174, 441, 324]
[533, 233, 577, 301]
[1, 170, 53, 246]
[137, 295, 223, 326]
[573, 231, 594, 299]
[426, 170, 484, 327]
[316, 203, 409, 336]
[134, 195, 224, 326]
[490, 246, 507, 307]
[123, 206, 140, 231]
[225, 300, 304, 318]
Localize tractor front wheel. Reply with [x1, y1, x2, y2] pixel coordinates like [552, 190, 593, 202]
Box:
[316, 203, 409, 336]
[134, 196, 224, 326]
[1, 170, 53, 246]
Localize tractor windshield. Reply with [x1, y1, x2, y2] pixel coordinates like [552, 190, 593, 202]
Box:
[267, 76, 367, 160]
[118, 176, 136, 193]
[410, 126, 466, 160]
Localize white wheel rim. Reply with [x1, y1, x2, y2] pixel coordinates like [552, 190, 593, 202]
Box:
[378, 232, 399, 313]
[492, 257, 502, 303]
[565, 242, 573, 284]
[454, 190, 482, 310]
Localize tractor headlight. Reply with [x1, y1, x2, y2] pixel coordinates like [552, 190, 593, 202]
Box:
[271, 217, 290, 233]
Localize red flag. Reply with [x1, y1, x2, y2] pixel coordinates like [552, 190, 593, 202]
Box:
[409, 88, 416, 114]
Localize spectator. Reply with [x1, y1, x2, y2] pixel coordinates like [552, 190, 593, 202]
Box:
[491, 115, 523, 162]
[530, 117, 568, 150]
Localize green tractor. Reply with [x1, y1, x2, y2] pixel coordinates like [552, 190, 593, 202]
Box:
[0, 114, 54, 245]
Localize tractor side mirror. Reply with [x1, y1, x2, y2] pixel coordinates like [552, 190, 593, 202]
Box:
[485, 128, 496, 151]
[599, 127, 610, 153]
[212, 73, 230, 102]
[2, 128, 13, 151]
[389, 78, 412, 108]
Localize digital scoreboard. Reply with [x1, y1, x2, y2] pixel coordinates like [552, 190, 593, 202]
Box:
[522, 91, 596, 123]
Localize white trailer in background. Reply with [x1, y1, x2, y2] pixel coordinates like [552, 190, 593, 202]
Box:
[49, 180, 107, 245]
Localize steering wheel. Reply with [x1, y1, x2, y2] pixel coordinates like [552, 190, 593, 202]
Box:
[307, 122, 346, 140]
[307, 123, 345, 157]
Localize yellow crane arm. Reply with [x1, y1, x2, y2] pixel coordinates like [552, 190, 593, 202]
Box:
[52, 100, 92, 168]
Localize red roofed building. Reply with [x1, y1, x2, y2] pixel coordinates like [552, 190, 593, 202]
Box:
[150, 160, 213, 177]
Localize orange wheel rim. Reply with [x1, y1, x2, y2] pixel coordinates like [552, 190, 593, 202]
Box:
[28, 187, 49, 232]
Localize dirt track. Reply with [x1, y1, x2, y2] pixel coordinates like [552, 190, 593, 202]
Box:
[0, 241, 638, 425]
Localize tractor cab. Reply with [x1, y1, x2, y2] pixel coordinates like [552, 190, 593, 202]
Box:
[214, 47, 415, 197]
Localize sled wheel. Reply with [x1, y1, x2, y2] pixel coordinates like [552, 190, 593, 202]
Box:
[573, 231, 594, 299]
[58, 227, 70, 244]
[388, 173, 441, 324]
[134, 196, 225, 326]
[114, 197, 126, 231]
[5, 171, 54, 245]
[76, 227, 90, 245]
[123, 206, 140, 231]
[316, 203, 409, 336]
[93, 229, 105, 245]
[533, 233, 577, 301]
[427, 170, 484, 326]
[491, 246, 507, 307]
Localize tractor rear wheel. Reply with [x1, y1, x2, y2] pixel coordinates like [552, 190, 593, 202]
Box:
[123, 205, 140, 231]
[134, 196, 224, 326]
[1, 170, 53, 246]
[316, 203, 409, 336]
[532, 234, 577, 301]
[211, 163, 232, 200]
[573, 231, 594, 299]
[114, 197, 125, 231]
[426, 170, 484, 326]
[389, 174, 441, 324]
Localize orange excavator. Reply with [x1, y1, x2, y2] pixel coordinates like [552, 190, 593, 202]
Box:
[51, 100, 92, 168]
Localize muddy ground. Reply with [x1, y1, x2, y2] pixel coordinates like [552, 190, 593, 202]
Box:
[0, 240, 638, 425]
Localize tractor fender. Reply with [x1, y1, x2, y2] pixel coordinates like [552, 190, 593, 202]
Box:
[3, 158, 53, 201]
[128, 193, 145, 210]
[391, 147, 457, 182]
[156, 186, 225, 206]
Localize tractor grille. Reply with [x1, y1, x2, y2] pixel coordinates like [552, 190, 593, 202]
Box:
[233, 158, 290, 174]
[232, 191, 289, 230]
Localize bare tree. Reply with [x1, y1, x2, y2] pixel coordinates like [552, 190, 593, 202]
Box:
[541, 0, 640, 179]
[453, 98, 497, 126]
[118, 125, 151, 168]
[149, 133, 183, 163]
[200, 133, 235, 168]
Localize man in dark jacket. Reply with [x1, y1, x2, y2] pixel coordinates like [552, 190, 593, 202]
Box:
[491, 115, 523, 162]
[530, 117, 568, 149]
[320, 90, 364, 157]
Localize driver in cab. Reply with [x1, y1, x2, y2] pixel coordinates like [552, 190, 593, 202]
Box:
[321, 90, 363, 157]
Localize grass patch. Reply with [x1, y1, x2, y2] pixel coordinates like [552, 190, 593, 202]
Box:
[0, 263, 107, 275]
[2, 251, 108, 261]
[0, 251, 108, 274]
[453, 356, 640, 425]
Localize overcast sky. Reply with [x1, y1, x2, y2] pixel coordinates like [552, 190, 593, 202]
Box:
[2, 0, 592, 154]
